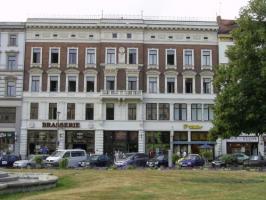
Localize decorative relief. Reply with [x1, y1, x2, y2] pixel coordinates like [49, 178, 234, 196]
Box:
[118, 47, 125, 64]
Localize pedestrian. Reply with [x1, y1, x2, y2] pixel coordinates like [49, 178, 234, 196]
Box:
[182, 151, 187, 158]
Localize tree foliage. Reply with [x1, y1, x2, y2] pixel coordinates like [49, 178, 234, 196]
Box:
[210, 0, 266, 140]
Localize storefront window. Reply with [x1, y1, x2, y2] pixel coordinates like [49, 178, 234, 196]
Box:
[174, 132, 188, 141]
[0, 132, 15, 153]
[191, 132, 208, 141]
[145, 131, 170, 157]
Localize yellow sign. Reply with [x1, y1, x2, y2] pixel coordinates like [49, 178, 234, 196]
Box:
[183, 124, 203, 129]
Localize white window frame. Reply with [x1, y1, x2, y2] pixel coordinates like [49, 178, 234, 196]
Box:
[127, 48, 138, 65]
[29, 74, 42, 92]
[201, 49, 212, 68]
[49, 47, 60, 67]
[84, 74, 97, 92]
[31, 47, 42, 65]
[147, 75, 159, 94]
[105, 47, 116, 65]
[183, 76, 195, 94]
[148, 48, 159, 67]
[165, 49, 176, 67]
[67, 47, 78, 66]
[66, 74, 79, 92]
[104, 75, 117, 91]
[6, 79, 16, 97]
[48, 75, 60, 92]
[165, 76, 177, 94]
[126, 75, 139, 91]
[201, 76, 213, 94]
[85, 47, 97, 67]
[183, 49, 194, 68]
[7, 54, 17, 70]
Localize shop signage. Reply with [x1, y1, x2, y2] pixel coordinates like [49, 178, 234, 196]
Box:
[42, 122, 80, 128]
[183, 124, 203, 129]
[227, 136, 258, 143]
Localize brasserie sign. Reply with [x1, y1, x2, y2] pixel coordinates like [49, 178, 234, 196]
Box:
[42, 122, 80, 128]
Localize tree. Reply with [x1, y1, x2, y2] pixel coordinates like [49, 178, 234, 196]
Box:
[210, 0, 266, 140]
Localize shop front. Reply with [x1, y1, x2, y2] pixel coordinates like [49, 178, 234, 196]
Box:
[145, 131, 170, 157]
[0, 132, 15, 153]
[226, 136, 258, 156]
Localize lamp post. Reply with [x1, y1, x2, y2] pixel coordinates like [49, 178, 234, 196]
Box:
[57, 111, 61, 150]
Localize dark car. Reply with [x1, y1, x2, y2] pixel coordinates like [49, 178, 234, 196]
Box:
[179, 154, 205, 167]
[78, 154, 112, 168]
[232, 153, 249, 164]
[146, 154, 168, 168]
[114, 153, 148, 168]
[0, 154, 20, 167]
[243, 155, 266, 167]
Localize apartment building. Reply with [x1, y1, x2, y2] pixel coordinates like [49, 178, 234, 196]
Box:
[0, 22, 25, 154]
[20, 17, 218, 158]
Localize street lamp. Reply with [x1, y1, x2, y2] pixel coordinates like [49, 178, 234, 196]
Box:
[57, 111, 61, 149]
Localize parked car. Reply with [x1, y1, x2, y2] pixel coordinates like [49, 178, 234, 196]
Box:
[78, 154, 112, 168]
[13, 154, 49, 168]
[179, 154, 205, 167]
[243, 155, 266, 167]
[46, 149, 87, 167]
[0, 154, 20, 167]
[146, 154, 168, 168]
[114, 153, 148, 168]
[212, 154, 238, 168]
[232, 153, 249, 164]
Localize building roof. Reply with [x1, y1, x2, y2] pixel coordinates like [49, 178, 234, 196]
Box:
[0, 22, 25, 30]
[217, 16, 238, 34]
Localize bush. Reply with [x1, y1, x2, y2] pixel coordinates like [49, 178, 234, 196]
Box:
[220, 154, 237, 165]
[172, 154, 180, 165]
[127, 165, 136, 170]
[200, 150, 213, 161]
[33, 155, 43, 165]
[59, 158, 69, 169]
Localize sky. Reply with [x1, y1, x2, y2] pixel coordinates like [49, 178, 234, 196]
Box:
[0, 0, 250, 21]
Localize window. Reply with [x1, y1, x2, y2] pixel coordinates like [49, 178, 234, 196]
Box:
[127, 33, 132, 39]
[191, 104, 202, 121]
[159, 103, 169, 120]
[203, 104, 214, 121]
[9, 34, 17, 46]
[112, 33, 117, 38]
[146, 103, 157, 120]
[71, 151, 85, 157]
[148, 77, 157, 93]
[67, 103, 75, 120]
[85, 103, 94, 120]
[50, 48, 59, 64]
[166, 49, 175, 65]
[0, 107, 16, 123]
[128, 103, 136, 120]
[106, 103, 114, 120]
[68, 76, 76, 92]
[128, 76, 137, 90]
[185, 78, 193, 93]
[86, 48, 96, 64]
[7, 55, 16, 70]
[191, 132, 208, 141]
[48, 103, 57, 120]
[202, 50, 211, 66]
[174, 132, 188, 141]
[166, 77, 175, 93]
[174, 103, 187, 121]
[106, 48, 116, 64]
[31, 76, 40, 92]
[203, 78, 211, 94]
[184, 49, 193, 66]
[7, 80, 16, 96]
[68, 48, 77, 65]
[30, 103, 38, 120]
[128, 48, 137, 64]
[86, 76, 95, 92]
[49, 76, 58, 92]
[32, 48, 41, 64]
[106, 76, 115, 90]
[148, 49, 158, 65]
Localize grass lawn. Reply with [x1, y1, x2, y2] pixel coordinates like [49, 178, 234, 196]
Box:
[1, 168, 266, 200]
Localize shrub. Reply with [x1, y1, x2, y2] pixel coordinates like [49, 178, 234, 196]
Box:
[200, 150, 213, 161]
[220, 154, 237, 165]
[127, 165, 136, 170]
[172, 154, 180, 165]
[59, 158, 69, 169]
[33, 155, 43, 165]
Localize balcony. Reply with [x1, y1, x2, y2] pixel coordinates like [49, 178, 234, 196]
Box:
[201, 65, 212, 70]
[100, 90, 143, 100]
[30, 63, 42, 68]
[49, 63, 60, 68]
[183, 65, 194, 70]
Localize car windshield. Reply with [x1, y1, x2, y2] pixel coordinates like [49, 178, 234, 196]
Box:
[155, 155, 165, 160]
[51, 151, 65, 157]
[122, 153, 135, 160]
[90, 155, 100, 161]
[187, 155, 198, 160]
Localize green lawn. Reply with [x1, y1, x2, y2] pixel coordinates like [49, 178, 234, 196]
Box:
[1, 168, 266, 200]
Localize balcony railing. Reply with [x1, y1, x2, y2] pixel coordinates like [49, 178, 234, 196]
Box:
[101, 90, 142, 96]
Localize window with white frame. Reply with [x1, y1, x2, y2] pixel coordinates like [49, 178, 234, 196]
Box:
[106, 103, 114, 120]
[86, 103, 94, 120]
[30, 103, 38, 120]
[185, 78, 193, 93]
[174, 103, 187, 121]
[128, 103, 137, 120]
[202, 50, 211, 66]
[49, 76, 58, 92]
[146, 103, 157, 120]
[31, 76, 40, 92]
[203, 104, 214, 121]
[86, 48, 96, 64]
[32, 48, 41, 64]
[9, 34, 17, 46]
[128, 48, 137, 64]
[68, 48, 77, 65]
[166, 49, 175, 65]
[6, 80, 16, 96]
[166, 77, 175, 93]
[67, 103, 75, 120]
[203, 78, 211, 94]
[184, 49, 193, 66]
[128, 76, 137, 90]
[159, 103, 169, 120]
[49, 103, 57, 120]
[7, 55, 16, 70]
[148, 49, 158, 65]
[50, 48, 59, 64]
[148, 77, 158, 93]
[106, 48, 116, 64]
[106, 76, 115, 90]
[86, 76, 95, 92]
[191, 104, 202, 121]
[68, 76, 77, 92]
